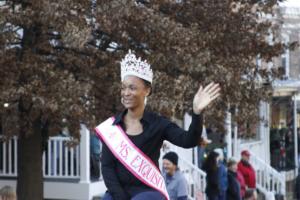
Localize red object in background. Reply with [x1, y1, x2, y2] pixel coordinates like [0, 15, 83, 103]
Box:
[237, 170, 246, 198]
[280, 148, 285, 156]
[238, 161, 256, 189]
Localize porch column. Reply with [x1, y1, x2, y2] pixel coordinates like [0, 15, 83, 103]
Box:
[80, 124, 90, 183]
[225, 111, 232, 158]
[266, 102, 271, 164]
[260, 101, 270, 164]
[233, 121, 238, 157]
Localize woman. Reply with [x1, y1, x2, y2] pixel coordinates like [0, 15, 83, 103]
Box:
[97, 50, 221, 200]
[226, 158, 242, 200]
[214, 148, 227, 200]
[202, 151, 220, 200]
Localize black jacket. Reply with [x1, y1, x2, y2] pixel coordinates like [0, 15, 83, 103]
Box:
[100, 110, 203, 200]
[204, 167, 219, 197]
[227, 170, 242, 200]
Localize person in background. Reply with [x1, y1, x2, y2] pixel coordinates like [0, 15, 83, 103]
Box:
[237, 150, 256, 189]
[213, 148, 227, 200]
[163, 152, 188, 200]
[236, 169, 246, 198]
[197, 136, 211, 169]
[0, 186, 16, 200]
[226, 158, 241, 200]
[90, 131, 101, 180]
[202, 151, 220, 200]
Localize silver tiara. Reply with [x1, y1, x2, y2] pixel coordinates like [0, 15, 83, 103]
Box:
[120, 50, 153, 83]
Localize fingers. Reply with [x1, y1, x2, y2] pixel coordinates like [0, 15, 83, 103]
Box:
[209, 86, 221, 97]
[197, 82, 221, 103]
[210, 92, 221, 101]
[204, 82, 220, 95]
[196, 85, 203, 95]
[203, 82, 215, 93]
[203, 82, 219, 93]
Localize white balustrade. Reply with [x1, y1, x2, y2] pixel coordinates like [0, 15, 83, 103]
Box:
[179, 156, 207, 200]
[43, 136, 80, 179]
[0, 136, 17, 177]
[0, 135, 81, 179]
[0, 128, 106, 200]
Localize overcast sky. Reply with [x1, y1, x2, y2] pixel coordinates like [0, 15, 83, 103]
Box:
[280, 0, 300, 8]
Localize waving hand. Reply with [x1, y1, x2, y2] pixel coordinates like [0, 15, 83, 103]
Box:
[193, 82, 221, 114]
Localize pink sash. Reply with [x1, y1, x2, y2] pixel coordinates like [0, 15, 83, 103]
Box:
[95, 117, 170, 200]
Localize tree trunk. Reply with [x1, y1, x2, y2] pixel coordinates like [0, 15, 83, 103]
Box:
[17, 127, 43, 200]
[16, 20, 44, 200]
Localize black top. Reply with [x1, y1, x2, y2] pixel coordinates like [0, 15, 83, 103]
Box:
[203, 166, 219, 196]
[227, 171, 242, 200]
[101, 110, 203, 200]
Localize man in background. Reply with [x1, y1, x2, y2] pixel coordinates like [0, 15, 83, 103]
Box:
[238, 150, 256, 190]
[163, 152, 188, 200]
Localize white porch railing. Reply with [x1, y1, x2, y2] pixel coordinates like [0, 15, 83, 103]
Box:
[0, 136, 80, 179]
[238, 149, 286, 196]
[0, 126, 106, 200]
[0, 137, 17, 177]
[179, 156, 207, 200]
[43, 136, 80, 178]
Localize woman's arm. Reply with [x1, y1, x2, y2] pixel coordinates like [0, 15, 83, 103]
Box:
[163, 113, 203, 148]
[101, 143, 129, 200]
[163, 83, 220, 148]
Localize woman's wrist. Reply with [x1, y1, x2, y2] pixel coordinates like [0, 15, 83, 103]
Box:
[193, 108, 202, 115]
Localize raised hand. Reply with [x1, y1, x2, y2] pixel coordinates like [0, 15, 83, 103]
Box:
[193, 82, 221, 114]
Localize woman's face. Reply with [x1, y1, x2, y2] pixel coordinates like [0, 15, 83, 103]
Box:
[229, 163, 238, 172]
[121, 75, 150, 109]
